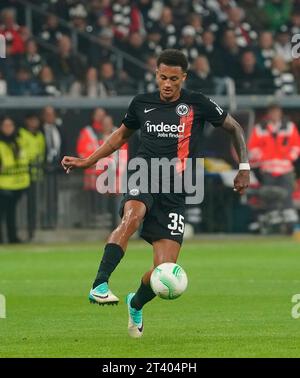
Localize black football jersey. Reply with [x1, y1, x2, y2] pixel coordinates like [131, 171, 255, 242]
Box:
[122, 89, 227, 160]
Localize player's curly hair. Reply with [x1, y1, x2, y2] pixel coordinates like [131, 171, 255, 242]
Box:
[157, 49, 188, 72]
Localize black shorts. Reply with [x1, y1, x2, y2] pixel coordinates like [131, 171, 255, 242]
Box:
[119, 191, 186, 245]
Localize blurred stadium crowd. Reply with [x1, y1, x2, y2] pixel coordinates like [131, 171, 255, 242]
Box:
[1, 0, 300, 243]
[1, 0, 300, 96]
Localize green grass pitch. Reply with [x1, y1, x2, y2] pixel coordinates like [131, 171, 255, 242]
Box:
[1, 238, 300, 358]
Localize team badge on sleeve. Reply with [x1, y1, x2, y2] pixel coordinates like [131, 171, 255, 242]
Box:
[176, 103, 189, 116]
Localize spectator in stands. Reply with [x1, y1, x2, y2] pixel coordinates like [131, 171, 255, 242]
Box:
[234, 50, 274, 94]
[37, 65, 61, 97]
[240, 0, 268, 31]
[108, 0, 142, 41]
[0, 8, 25, 56]
[199, 30, 223, 77]
[43, 0, 71, 22]
[19, 113, 46, 240]
[288, 9, 300, 35]
[99, 61, 136, 96]
[179, 26, 201, 65]
[136, 0, 163, 30]
[69, 3, 91, 55]
[117, 69, 137, 95]
[0, 7, 25, 81]
[248, 104, 300, 233]
[39, 14, 64, 45]
[189, 0, 218, 32]
[274, 25, 293, 63]
[69, 3, 89, 32]
[206, 0, 237, 23]
[91, 12, 113, 37]
[69, 66, 107, 97]
[88, 0, 110, 29]
[271, 56, 295, 95]
[219, 29, 241, 78]
[0, 71, 7, 95]
[158, 7, 177, 48]
[143, 24, 163, 56]
[49, 35, 86, 93]
[188, 13, 204, 45]
[291, 57, 300, 94]
[89, 28, 117, 68]
[143, 55, 157, 93]
[255, 31, 276, 70]
[263, 0, 293, 32]
[123, 32, 147, 80]
[99, 62, 118, 96]
[0, 116, 30, 243]
[222, 7, 257, 48]
[19, 25, 31, 46]
[168, 0, 191, 22]
[9, 66, 40, 96]
[186, 55, 215, 94]
[22, 39, 45, 77]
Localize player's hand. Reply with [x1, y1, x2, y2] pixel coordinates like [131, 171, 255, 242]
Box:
[233, 170, 250, 195]
[61, 156, 88, 174]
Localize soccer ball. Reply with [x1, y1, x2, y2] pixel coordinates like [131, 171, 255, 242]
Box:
[150, 263, 188, 300]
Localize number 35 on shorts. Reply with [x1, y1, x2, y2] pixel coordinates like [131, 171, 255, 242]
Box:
[167, 213, 185, 235]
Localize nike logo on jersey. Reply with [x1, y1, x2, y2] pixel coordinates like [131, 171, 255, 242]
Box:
[170, 231, 182, 236]
[144, 108, 156, 113]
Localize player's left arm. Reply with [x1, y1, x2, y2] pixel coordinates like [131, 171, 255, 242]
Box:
[221, 114, 250, 195]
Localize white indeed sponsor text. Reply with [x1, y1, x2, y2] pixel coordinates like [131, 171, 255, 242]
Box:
[145, 121, 185, 137]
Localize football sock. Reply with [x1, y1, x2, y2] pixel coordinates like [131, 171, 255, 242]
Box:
[130, 281, 156, 310]
[92, 243, 124, 288]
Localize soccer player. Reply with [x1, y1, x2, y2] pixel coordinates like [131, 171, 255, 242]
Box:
[61, 49, 250, 338]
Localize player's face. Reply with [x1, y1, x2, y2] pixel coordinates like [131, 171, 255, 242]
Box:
[156, 64, 187, 102]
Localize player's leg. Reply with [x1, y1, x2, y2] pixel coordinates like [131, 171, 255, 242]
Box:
[126, 239, 181, 337]
[89, 200, 146, 305]
[131, 239, 181, 307]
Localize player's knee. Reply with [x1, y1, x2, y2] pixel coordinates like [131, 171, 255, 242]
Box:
[121, 212, 143, 232]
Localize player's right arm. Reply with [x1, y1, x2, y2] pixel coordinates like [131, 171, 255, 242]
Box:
[61, 124, 135, 173]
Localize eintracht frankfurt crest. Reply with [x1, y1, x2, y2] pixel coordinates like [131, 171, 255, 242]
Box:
[176, 103, 189, 116]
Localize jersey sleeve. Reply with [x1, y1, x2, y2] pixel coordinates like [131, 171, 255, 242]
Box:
[122, 97, 140, 130]
[198, 93, 227, 127]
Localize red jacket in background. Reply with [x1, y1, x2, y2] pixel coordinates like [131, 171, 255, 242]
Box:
[248, 119, 300, 176]
[76, 125, 128, 192]
[105, 4, 142, 39]
[0, 24, 25, 55]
